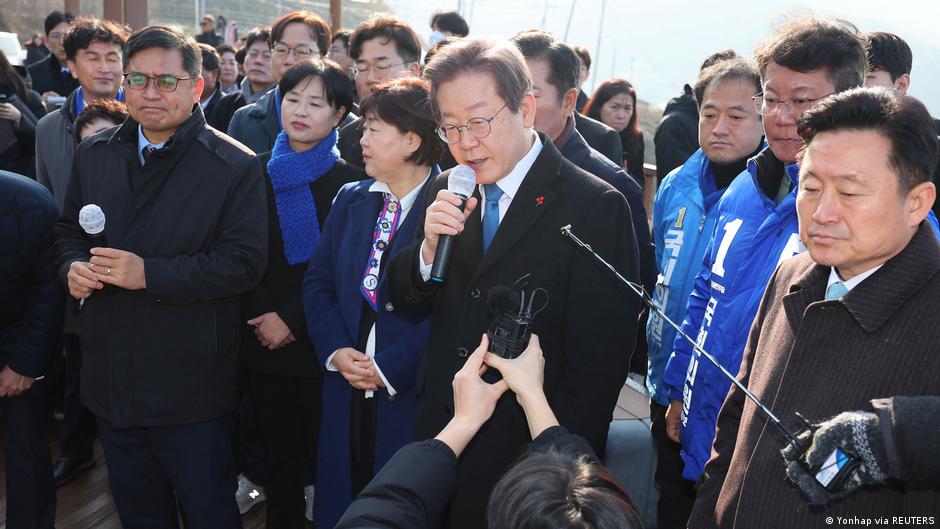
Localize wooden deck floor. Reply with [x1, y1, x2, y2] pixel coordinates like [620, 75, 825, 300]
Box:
[0, 383, 648, 528]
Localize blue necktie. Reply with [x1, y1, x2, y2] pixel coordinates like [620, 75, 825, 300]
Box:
[482, 184, 504, 253]
[825, 281, 848, 300]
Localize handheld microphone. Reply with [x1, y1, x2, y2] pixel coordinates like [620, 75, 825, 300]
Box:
[78, 204, 112, 302]
[79, 204, 107, 248]
[430, 165, 477, 282]
[559, 224, 861, 495]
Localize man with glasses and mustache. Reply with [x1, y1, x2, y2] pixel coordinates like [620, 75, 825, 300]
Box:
[386, 37, 640, 529]
[228, 11, 330, 154]
[660, 19, 872, 493]
[55, 25, 267, 528]
[337, 15, 422, 169]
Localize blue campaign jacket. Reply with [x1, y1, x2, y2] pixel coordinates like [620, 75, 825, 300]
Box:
[303, 173, 434, 529]
[662, 148, 940, 481]
[646, 149, 731, 406]
[662, 149, 805, 481]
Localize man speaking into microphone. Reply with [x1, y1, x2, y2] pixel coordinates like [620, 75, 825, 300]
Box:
[387, 37, 641, 529]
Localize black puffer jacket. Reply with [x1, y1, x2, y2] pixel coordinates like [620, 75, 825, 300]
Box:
[56, 108, 268, 428]
[654, 84, 698, 180]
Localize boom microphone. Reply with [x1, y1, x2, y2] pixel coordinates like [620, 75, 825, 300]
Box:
[559, 224, 862, 495]
[430, 165, 477, 282]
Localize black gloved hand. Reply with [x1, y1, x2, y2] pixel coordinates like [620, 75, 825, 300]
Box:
[781, 410, 888, 505]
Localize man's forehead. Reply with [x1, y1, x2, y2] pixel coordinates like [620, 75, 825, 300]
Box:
[127, 49, 187, 74]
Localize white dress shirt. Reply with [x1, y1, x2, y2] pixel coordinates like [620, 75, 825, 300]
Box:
[326, 175, 428, 398]
[419, 132, 543, 280]
[826, 264, 883, 296]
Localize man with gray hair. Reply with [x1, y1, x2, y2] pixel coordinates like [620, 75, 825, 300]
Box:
[56, 25, 267, 527]
[387, 37, 640, 529]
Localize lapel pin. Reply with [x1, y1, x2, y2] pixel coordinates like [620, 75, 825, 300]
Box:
[536, 196, 545, 206]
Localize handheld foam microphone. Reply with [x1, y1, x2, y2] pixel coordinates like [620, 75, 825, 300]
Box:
[430, 165, 477, 282]
[79, 204, 107, 248]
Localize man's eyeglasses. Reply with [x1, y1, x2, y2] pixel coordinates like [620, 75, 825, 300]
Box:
[752, 93, 833, 116]
[271, 44, 318, 59]
[349, 61, 410, 78]
[436, 103, 508, 145]
[123, 72, 195, 93]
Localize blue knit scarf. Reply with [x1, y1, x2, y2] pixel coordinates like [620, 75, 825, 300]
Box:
[267, 128, 339, 264]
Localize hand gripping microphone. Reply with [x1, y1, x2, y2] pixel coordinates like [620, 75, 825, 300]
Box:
[78, 204, 107, 248]
[559, 224, 862, 496]
[430, 165, 477, 282]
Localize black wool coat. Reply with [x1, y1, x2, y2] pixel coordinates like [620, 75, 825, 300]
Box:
[0, 170, 63, 378]
[55, 108, 268, 428]
[240, 151, 365, 378]
[387, 134, 641, 529]
[574, 111, 623, 169]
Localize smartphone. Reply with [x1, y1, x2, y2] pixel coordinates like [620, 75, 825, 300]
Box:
[0, 94, 9, 105]
[47, 95, 67, 107]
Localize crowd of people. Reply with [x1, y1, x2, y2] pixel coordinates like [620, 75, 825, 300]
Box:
[0, 5, 938, 529]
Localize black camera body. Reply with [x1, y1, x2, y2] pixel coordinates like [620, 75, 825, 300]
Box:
[485, 280, 548, 360]
[487, 312, 531, 359]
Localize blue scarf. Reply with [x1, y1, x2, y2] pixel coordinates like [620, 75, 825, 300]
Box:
[267, 129, 340, 265]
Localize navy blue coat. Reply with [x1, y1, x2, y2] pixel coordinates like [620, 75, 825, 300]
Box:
[0, 170, 62, 377]
[303, 173, 435, 529]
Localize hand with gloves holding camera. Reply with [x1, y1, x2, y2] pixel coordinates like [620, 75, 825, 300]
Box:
[781, 396, 940, 505]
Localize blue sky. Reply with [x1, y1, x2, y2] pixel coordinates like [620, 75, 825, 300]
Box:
[390, 0, 940, 114]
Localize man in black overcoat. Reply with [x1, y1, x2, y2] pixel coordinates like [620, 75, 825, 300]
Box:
[55, 26, 267, 528]
[387, 37, 640, 529]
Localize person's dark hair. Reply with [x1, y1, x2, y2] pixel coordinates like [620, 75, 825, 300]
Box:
[270, 11, 331, 56]
[235, 46, 246, 66]
[431, 10, 469, 37]
[45, 10, 75, 36]
[798, 87, 938, 195]
[244, 27, 271, 52]
[511, 30, 580, 102]
[754, 18, 867, 92]
[349, 15, 422, 64]
[693, 57, 761, 109]
[487, 450, 643, 529]
[866, 32, 912, 82]
[0, 50, 28, 100]
[571, 44, 591, 73]
[278, 59, 355, 123]
[584, 78, 640, 136]
[198, 43, 220, 72]
[216, 43, 236, 57]
[73, 99, 128, 142]
[424, 37, 457, 66]
[700, 49, 737, 71]
[64, 18, 130, 62]
[332, 29, 352, 48]
[359, 77, 443, 167]
[424, 37, 532, 119]
[124, 25, 202, 77]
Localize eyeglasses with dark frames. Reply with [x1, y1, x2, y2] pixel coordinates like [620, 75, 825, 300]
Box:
[436, 103, 509, 144]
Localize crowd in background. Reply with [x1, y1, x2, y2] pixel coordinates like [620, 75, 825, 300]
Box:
[1, 5, 939, 529]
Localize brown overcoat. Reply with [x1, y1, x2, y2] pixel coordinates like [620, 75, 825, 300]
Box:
[689, 222, 940, 528]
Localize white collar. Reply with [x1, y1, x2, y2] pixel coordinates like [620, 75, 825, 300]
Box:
[199, 88, 218, 109]
[480, 131, 542, 200]
[368, 169, 431, 216]
[827, 264, 883, 293]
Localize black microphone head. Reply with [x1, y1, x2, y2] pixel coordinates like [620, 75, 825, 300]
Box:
[486, 285, 520, 317]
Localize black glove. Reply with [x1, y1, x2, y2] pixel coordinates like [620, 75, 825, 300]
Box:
[781, 410, 888, 505]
